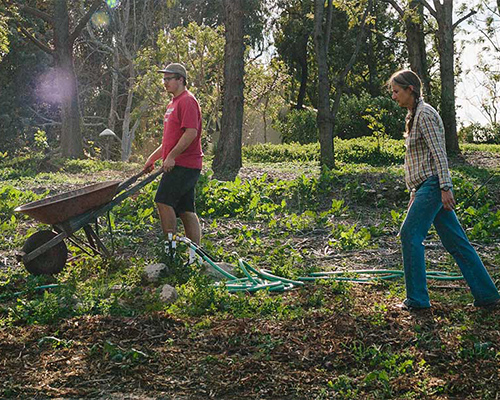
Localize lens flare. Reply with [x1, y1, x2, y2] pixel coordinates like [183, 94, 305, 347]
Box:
[106, 0, 119, 8]
[91, 11, 110, 28]
[36, 69, 74, 104]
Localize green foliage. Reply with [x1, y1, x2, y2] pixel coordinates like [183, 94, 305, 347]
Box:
[196, 173, 287, 219]
[329, 223, 372, 250]
[336, 93, 406, 140]
[169, 273, 298, 319]
[460, 205, 500, 242]
[33, 129, 49, 151]
[0, 16, 8, 62]
[0, 185, 43, 249]
[274, 108, 318, 144]
[242, 142, 319, 163]
[135, 22, 225, 147]
[459, 123, 500, 144]
[101, 340, 149, 364]
[243, 137, 406, 166]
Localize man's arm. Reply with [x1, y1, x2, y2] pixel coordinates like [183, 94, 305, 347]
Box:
[162, 128, 198, 172]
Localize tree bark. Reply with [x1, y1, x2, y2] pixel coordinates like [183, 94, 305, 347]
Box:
[295, 31, 309, 109]
[434, 0, 459, 154]
[420, 0, 475, 154]
[54, 0, 84, 158]
[406, 0, 431, 97]
[313, 0, 335, 168]
[212, 0, 245, 181]
[385, 0, 431, 97]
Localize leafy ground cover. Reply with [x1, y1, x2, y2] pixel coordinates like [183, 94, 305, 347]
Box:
[0, 141, 499, 399]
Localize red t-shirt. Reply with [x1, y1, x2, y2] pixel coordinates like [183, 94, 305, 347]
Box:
[161, 90, 203, 169]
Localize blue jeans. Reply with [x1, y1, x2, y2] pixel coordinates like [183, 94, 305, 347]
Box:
[400, 176, 500, 308]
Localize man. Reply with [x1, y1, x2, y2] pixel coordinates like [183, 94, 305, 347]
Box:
[144, 63, 203, 244]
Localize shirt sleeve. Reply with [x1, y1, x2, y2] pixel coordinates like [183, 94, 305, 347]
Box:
[179, 97, 200, 131]
[419, 111, 453, 189]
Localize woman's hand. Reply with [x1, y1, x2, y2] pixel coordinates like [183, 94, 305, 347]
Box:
[441, 190, 456, 211]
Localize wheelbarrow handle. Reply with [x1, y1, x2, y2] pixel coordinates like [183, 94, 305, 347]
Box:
[117, 168, 162, 192]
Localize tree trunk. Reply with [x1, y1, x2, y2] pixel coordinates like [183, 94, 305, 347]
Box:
[367, 29, 377, 97]
[313, 0, 334, 168]
[54, 0, 83, 158]
[433, 0, 459, 154]
[212, 0, 245, 181]
[295, 32, 309, 109]
[121, 60, 136, 162]
[105, 36, 119, 160]
[406, 0, 431, 97]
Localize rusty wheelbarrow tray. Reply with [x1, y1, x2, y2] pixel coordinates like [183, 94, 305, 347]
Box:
[15, 169, 163, 275]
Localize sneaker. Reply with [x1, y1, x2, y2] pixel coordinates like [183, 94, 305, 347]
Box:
[396, 299, 431, 311]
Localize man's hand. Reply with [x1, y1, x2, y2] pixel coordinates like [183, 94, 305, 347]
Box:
[143, 159, 155, 173]
[441, 190, 456, 211]
[162, 155, 175, 172]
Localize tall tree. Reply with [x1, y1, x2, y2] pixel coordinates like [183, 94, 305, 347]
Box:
[2, 0, 102, 158]
[274, 0, 314, 109]
[313, 0, 372, 168]
[420, 0, 476, 154]
[385, 0, 431, 97]
[212, 0, 245, 180]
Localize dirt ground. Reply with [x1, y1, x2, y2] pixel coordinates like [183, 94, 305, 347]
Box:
[1, 151, 499, 399]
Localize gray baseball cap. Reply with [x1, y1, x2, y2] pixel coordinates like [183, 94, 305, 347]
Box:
[158, 63, 187, 79]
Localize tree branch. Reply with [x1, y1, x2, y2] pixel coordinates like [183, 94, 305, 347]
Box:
[382, 0, 404, 17]
[18, 4, 53, 24]
[452, 9, 476, 30]
[16, 22, 54, 55]
[69, 0, 102, 45]
[325, 0, 333, 50]
[418, 0, 438, 20]
[337, 0, 372, 85]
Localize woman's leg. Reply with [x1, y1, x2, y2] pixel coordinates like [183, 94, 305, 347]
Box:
[434, 208, 500, 306]
[400, 177, 442, 308]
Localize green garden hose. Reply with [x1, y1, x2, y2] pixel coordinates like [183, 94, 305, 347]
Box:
[179, 237, 464, 293]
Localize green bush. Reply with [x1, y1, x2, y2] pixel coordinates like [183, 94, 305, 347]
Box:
[243, 138, 405, 166]
[336, 92, 406, 140]
[272, 94, 406, 144]
[273, 108, 318, 144]
[458, 123, 500, 144]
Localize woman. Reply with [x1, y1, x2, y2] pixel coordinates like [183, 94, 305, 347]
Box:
[389, 69, 499, 309]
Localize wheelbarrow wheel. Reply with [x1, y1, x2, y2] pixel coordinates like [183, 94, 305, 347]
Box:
[22, 230, 68, 275]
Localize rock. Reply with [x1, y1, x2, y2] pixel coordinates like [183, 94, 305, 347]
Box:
[144, 263, 168, 282]
[203, 261, 235, 281]
[159, 284, 178, 304]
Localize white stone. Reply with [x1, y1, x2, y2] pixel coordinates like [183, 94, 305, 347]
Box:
[159, 284, 178, 304]
[203, 261, 236, 281]
[144, 263, 168, 282]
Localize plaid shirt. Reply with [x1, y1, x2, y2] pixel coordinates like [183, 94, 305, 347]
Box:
[404, 99, 453, 192]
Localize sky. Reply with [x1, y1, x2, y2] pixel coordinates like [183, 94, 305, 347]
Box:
[455, 2, 499, 127]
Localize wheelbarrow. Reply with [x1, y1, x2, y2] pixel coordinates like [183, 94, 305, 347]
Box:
[15, 169, 163, 275]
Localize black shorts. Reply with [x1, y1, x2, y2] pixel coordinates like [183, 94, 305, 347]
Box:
[154, 166, 201, 215]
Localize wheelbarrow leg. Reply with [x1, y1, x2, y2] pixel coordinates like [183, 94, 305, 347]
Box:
[83, 224, 111, 257]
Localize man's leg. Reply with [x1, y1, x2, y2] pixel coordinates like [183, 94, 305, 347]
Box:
[179, 211, 201, 245]
[156, 202, 177, 236]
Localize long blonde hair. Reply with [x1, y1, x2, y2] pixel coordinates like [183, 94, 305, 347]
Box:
[389, 70, 423, 136]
